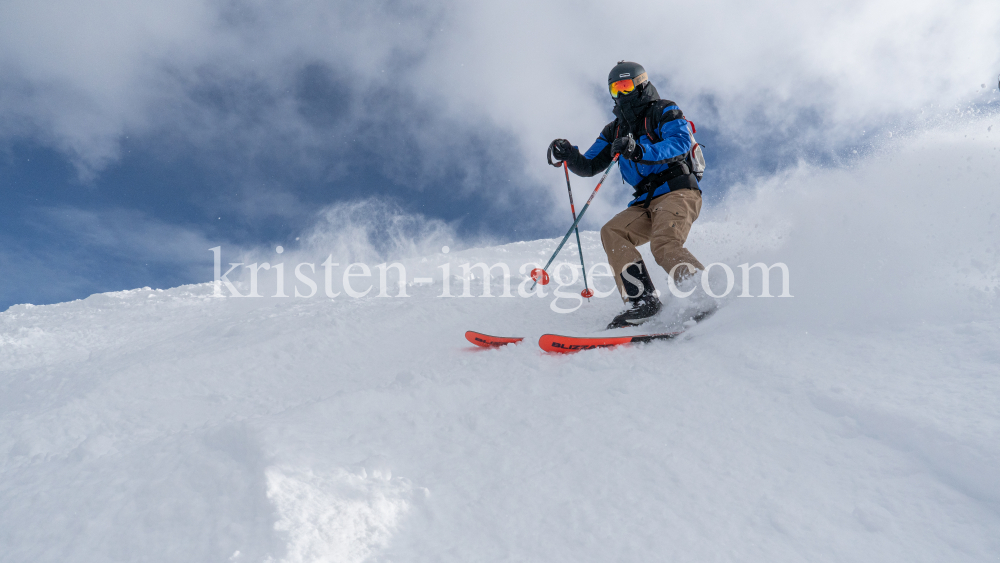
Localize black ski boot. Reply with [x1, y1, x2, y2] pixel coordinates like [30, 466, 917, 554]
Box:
[607, 261, 661, 329]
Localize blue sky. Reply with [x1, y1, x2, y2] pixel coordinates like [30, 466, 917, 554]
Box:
[1, 0, 998, 310]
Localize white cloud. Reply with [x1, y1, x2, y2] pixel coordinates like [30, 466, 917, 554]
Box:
[0, 205, 225, 307]
[1, 0, 998, 199]
[28, 205, 223, 278]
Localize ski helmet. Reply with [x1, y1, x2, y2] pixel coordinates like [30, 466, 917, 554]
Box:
[608, 61, 648, 99]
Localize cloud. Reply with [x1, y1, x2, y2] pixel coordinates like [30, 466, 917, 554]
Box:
[0, 205, 224, 308]
[420, 0, 1000, 147]
[1, 0, 999, 222]
[33, 206, 220, 264]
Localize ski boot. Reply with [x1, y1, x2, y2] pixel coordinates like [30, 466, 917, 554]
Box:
[607, 261, 661, 329]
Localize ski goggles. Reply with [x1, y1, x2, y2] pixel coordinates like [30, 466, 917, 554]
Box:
[609, 73, 647, 98]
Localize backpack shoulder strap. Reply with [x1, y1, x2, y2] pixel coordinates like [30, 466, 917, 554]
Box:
[644, 99, 683, 143]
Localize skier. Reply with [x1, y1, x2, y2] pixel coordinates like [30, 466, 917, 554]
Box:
[549, 61, 705, 329]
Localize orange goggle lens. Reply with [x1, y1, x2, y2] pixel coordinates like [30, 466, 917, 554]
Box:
[609, 78, 635, 98]
[609, 72, 648, 98]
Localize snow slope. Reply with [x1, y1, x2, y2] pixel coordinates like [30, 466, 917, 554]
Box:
[2, 120, 999, 562]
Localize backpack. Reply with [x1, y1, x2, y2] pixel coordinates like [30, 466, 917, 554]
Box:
[625, 99, 706, 181]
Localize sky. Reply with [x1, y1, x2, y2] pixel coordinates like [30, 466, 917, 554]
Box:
[2, 0, 999, 310]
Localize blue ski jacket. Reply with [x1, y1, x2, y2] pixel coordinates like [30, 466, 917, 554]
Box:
[566, 90, 699, 207]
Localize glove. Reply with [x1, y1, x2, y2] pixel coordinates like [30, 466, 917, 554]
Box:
[611, 135, 644, 162]
[549, 139, 576, 162]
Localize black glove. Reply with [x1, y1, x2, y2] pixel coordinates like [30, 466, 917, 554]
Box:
[549, 139, 576, 164]
[611, 135, 644, 162]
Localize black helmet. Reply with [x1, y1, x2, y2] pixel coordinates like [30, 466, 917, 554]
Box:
[607, 61, 648, 99]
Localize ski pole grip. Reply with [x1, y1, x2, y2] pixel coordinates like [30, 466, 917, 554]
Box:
[546, 141, 563, 168]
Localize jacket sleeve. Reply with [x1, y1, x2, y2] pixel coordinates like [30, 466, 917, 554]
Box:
[566, 123, 615, 177]
[636, 105, 692, 167]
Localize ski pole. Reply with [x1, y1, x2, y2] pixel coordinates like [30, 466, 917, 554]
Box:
[531, 154, 620, 290]
[562, 162, 593, 299]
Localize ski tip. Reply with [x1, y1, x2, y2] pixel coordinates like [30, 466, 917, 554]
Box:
[465, 331, 524, 348]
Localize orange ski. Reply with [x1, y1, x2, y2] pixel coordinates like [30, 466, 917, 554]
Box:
[465, 331, 524, 348]
[538, 331, 684, 353]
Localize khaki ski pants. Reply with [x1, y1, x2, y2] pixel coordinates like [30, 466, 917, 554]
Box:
[600, 188, 704, 302]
